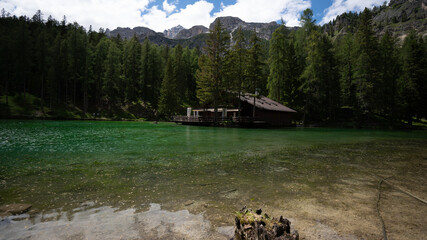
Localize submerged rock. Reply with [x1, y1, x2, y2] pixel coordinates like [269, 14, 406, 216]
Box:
[233, 206, 299, 240]
[0, 204, 32, 216]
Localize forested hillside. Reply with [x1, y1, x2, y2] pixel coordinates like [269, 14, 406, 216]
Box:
[0, 10, 199, 120]
[0, 6, 426, 127]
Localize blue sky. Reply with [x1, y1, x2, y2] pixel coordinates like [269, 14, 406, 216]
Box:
[0, 0, 389, 32]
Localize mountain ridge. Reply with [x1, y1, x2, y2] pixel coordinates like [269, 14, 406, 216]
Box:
[106, 0, 426, 46]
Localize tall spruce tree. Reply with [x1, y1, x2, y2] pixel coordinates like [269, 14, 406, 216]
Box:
[123, 35, 141, 102]
[172, 44, 186, 103]
[399, 31, 426, 125]
[378, 31, 400, 124]
[103, 41, 121, 112]
[336, 33, 357, 110]
[246, 30, 265, 118]
[94, 38, 109, 110]
[300, 31, 339, 122]
[196, 19, 229, 124]
[267, 25, 286, 102]
[158, 49, 179, 118]
[227, 26, 247, 117]
[354, 8, 380, 118]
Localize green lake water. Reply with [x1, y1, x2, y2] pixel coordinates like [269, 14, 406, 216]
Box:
[0, 120, 426, 239]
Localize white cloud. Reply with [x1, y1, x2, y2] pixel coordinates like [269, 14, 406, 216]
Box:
[320, 0, 390, 25]
[162, 0, 176, 14]
[0, 0, 314, 32]
[214, 0, 311, 27]
[0, 0, 151, 30]
[141, 0, 214, 31]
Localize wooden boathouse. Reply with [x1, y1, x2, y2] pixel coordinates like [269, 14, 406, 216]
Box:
[173, 94, 297, 127]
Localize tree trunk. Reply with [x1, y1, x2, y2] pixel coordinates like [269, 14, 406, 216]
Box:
[252, 95, 256, 119]
[40, 73, 45, 115]
[5, 70, 9, 106]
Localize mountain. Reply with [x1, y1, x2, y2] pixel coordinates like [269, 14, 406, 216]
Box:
[105, 17, 283, 47]
[209, 16, 282, 40]
[323, 0, 427, 40]
[105, 25, 209, 48]
[174, 25, 209, 39]
[163, 25, 185, 39]
[106, 1, 426, 47]
[105, 26, 159, 40]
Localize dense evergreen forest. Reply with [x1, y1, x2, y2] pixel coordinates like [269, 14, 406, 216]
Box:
[0, 8, 426, 127]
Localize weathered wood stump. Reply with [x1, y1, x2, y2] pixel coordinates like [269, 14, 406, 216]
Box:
[233, 207, 299, 240]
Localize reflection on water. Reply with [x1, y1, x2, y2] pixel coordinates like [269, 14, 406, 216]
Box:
[0, 203, 231, 240]
[0, 120, 426, 239]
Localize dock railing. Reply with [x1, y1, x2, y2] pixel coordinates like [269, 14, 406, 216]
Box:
[173, 116, 263, 124]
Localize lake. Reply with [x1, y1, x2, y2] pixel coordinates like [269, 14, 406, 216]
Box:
[0, 120, 426, 239]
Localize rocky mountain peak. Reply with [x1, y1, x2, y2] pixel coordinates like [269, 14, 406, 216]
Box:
[106, 26, 158, 40]
[174, 25, 209, 39]
[210, 16, 280, 40]
[163, 25, 185, 39]
[209, 16, 245, 31]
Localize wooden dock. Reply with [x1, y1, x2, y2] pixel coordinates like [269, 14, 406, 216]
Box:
[172, 116, 268, 127]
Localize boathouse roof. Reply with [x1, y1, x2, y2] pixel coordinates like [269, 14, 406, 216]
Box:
[239, 94, 297, 113]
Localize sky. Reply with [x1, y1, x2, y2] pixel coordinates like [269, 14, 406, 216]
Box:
[0, 0, 389, 32]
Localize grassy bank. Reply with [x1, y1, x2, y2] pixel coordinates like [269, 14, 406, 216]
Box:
[0, 94, 154, 121]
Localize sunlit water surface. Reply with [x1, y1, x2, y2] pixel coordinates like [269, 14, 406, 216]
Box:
[0, 120, 426, 239]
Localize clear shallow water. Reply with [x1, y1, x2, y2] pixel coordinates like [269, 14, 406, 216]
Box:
[0, 120, 426, 239]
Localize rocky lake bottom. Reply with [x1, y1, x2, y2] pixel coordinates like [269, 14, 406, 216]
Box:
[0, 120, 426, 239]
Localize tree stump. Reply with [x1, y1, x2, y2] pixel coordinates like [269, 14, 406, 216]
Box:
[233, 206, 299, 240]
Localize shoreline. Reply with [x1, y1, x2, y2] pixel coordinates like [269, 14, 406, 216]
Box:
[1, 116, 426, 131]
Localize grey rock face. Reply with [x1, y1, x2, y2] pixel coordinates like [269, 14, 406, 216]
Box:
[106, 26, 159, 40]
[209, 16, 281, 40]
[175, 25, 209, 39]
[163, 25, 185, 39]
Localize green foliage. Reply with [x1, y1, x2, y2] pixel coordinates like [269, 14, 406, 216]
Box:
[0, 8, 425, 126]
[196, 19, 229, 121]
[123, 35, 142, 102]
[378, 31, 400, 123]
[300, 30, 340, 121]
[246, 30, 265, 117]
[353, 8, 380, 116]
[336, 33, 357, 112]
[398, 31, 427, 124]
[158, 54, 180, 118]
[267, 25, 302, 110]
[225, 26, 247, 115]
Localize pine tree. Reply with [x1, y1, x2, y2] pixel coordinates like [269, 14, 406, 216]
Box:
[227, 26, 247, 117]
[103, 41, 121, 111]
[35, 28, 47, 114]
[267, 25, 286, 102]
[378, 31, 400, 124]
[172, 44, 186, 103]
[196, 19, 229, 124]
[300, 31, 339, 121]
[158, 52, 179, 118]
[182, 47, 199, 106]
[141, 38, 163, 107]
[15, 19, 32, 101]
[141, 38, 151, 103]
[123, 35, 141, 102]
[94, 38, 109, 110]
[246, 30, 264, 118]
[399, 31, 427, 125]
[336, 33, 357, 110]
[354, 8, 380, 118]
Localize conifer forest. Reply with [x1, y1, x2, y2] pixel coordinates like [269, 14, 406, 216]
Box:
[0, 8, 426, 127]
